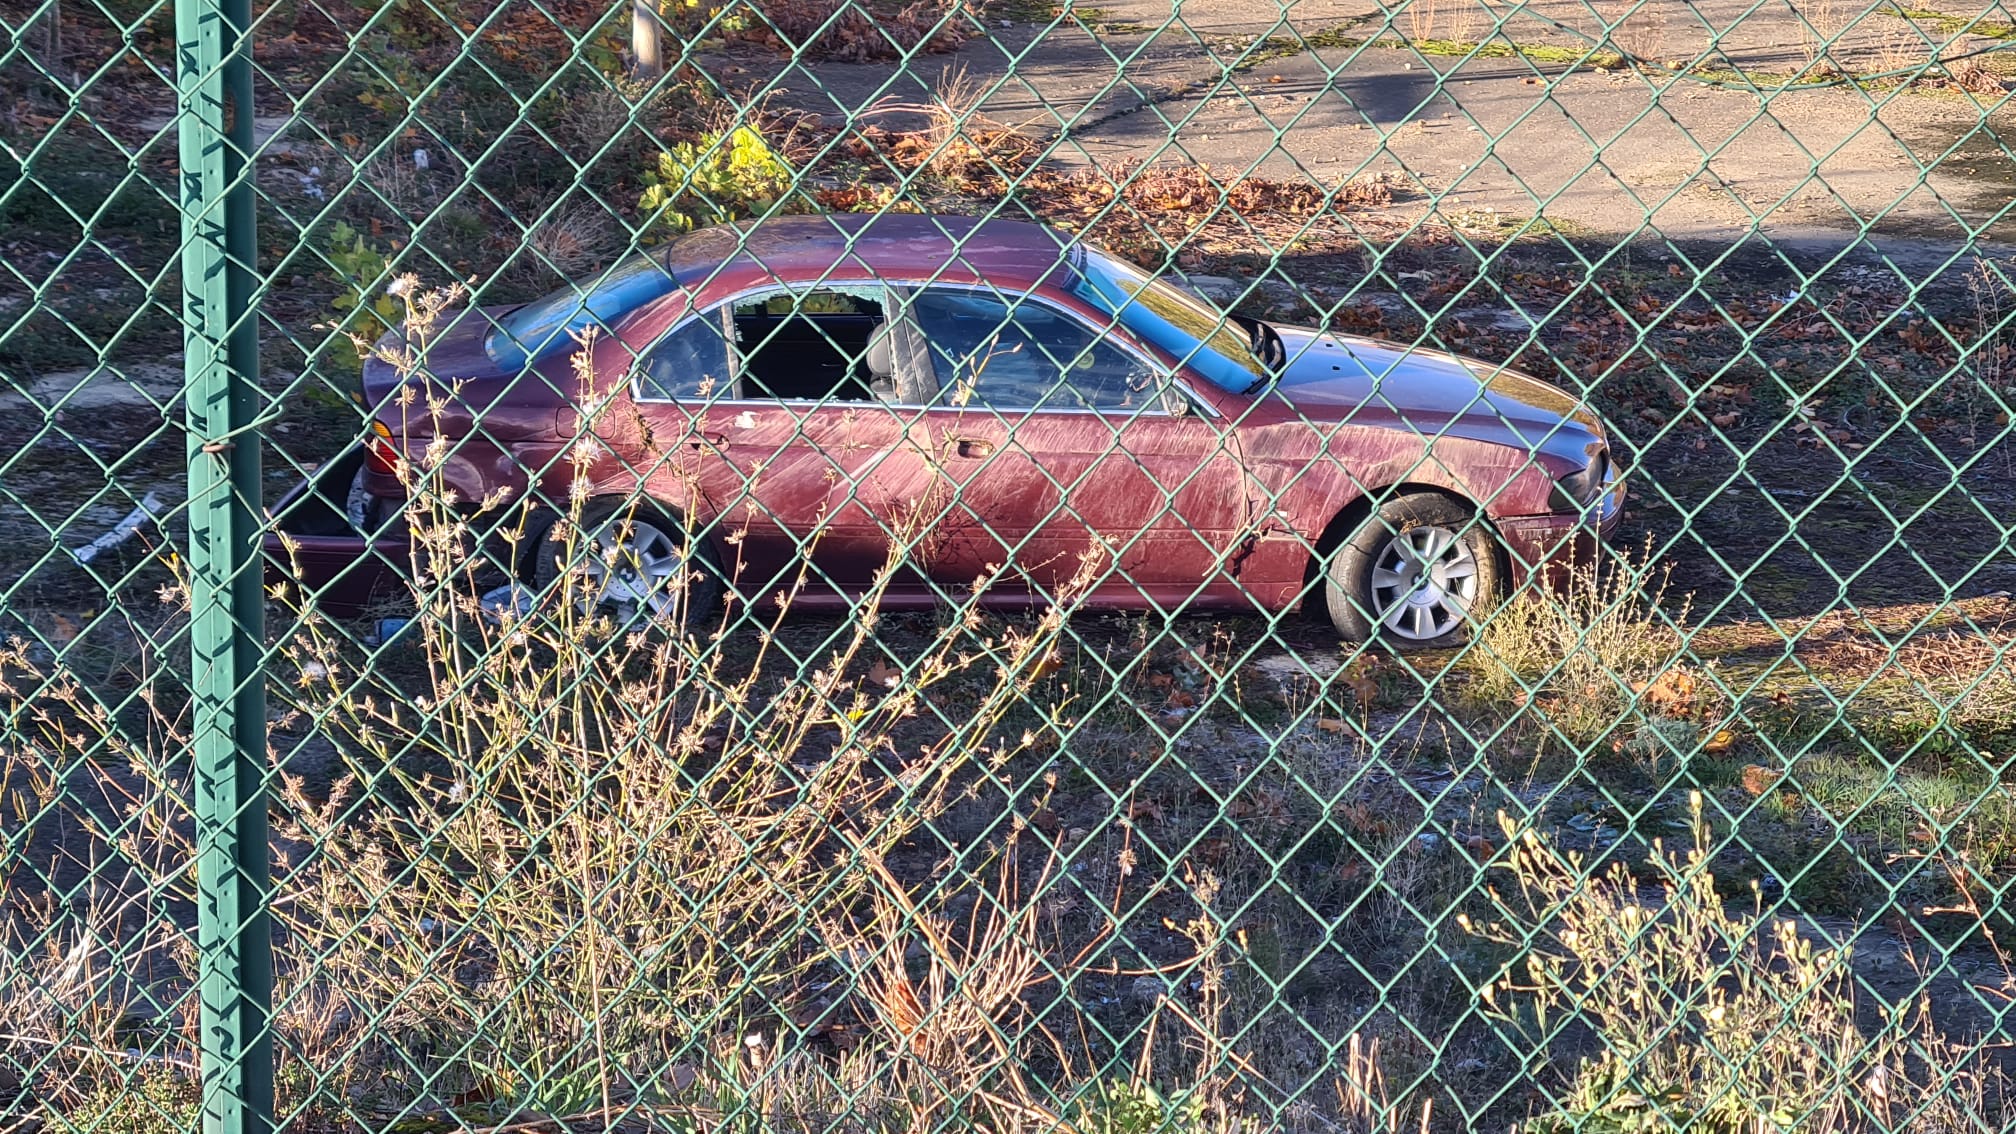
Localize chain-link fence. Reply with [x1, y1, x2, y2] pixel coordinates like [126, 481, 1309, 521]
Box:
[5, 0, 2016, 1130]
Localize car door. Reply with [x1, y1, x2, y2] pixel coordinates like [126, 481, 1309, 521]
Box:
[626, 283, 940, 599]
[903, 285, 1252, 606]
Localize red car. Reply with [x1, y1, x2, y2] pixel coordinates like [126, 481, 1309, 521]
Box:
[270, 214, 1621, 646]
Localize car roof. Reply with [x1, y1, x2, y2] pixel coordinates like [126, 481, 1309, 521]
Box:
[661, 214, 1076, 294]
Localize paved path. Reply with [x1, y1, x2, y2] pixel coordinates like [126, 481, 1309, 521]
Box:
[725, 0, 2016, 261]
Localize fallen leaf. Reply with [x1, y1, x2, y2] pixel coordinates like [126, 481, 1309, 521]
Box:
[1231, 789, 1292, 827]
[1029, 651, 1065, 680]
[1634, 668, 1699, 716]
[1740, 764, 1780, 796]
[1127, 798, 1165, 824]
[1711, 411, 1740, 427]
[1316, 717, 1351, 733]
[1703, 729, 1737, 754]
[867, 660, 900, 688]
[49, 613, 79, 645]
[1341, 659, 1380, 707]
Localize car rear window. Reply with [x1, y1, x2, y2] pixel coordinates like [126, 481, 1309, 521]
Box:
[485, 253, 682, 369]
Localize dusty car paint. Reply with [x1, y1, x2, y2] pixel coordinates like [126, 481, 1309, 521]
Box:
[266, 214, 1620, 617]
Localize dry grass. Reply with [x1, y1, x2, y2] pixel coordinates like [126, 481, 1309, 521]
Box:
[1796, 0, 1848, 72]
[848, 63, 1043, 188]
[1470, 793, 2012, 1132]
[1463, 542, 1701, 756]
[552, 75, 676, 155]
[522, 202, 620, 279]
[1597, 0, 1667, 64]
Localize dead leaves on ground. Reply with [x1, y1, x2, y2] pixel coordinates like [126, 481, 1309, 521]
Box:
[1021, 162, 1395, 263]
[725, 0, 974, 61]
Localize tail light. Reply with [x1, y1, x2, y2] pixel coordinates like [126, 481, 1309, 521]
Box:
[364, 419, 400, 476]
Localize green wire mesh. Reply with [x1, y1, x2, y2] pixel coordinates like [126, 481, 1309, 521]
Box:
[5, 0, 2016, 1131]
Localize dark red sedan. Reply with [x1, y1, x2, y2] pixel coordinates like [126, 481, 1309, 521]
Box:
[271, 214, 1621, 646]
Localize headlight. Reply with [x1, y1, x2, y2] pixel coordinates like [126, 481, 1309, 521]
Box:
[1550, 447, 1614, 515]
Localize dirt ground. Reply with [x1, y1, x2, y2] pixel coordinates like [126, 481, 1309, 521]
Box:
[6, 2, 2016, 1129]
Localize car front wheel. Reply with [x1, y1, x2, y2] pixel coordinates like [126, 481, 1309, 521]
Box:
[1324, 492, 1503, 648]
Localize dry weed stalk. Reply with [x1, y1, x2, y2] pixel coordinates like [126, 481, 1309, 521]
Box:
[1445, 0, 1480, 46]
[843, 837, 1054, 1130]
[1597, 0, 1666, 63]
[1469, 792, 2010, 1132]
[0, 635, 204, 1111]
[1467, 540, 1697, 754]
[1795, 0, 1846, 72]
[269, 283, 1085, 1110]
[0, 275, 1085, 1120]
[1335, 1033, 1431, 1134]
[1401, 0, 1440, 45]
[857, 63, 1041, 184]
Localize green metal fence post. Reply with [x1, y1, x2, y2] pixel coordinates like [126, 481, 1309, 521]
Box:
[176, 0, 273, 1129]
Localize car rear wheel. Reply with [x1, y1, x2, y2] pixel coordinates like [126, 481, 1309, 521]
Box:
[536, 499, 721, 628]
[1325, 493, 1502, 648]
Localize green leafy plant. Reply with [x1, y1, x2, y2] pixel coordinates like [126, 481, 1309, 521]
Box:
[320, 220, 398, 381]
[637, 126, 796, 237]
[1071, 1080, 1210, 1134]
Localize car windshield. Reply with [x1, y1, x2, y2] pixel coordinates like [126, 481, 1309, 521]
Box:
[486, 253, 681, 368]
[1068, 248, 1270, 393]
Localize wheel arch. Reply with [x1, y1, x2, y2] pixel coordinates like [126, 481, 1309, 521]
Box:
[1299, 481, 1510, 613]
[517, 491, 706, 580]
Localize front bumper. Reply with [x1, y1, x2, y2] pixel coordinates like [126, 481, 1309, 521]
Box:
[1496, 476, 1625, 587]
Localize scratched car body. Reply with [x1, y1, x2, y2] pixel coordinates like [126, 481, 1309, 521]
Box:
[270, 214, 1622, 646]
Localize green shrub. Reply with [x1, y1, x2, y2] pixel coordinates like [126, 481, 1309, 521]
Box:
[638, 126, 796, 237]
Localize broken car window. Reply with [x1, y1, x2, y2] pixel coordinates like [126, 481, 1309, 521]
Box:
[733, 287, 887, 401]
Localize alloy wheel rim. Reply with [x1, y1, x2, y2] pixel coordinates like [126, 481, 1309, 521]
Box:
[1367, 524, 1480, 641]
[579, 517, 689, 618]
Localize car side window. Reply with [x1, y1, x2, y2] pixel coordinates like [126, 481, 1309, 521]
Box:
[910, 289, 1161, 411]
[636, 307, 733, 399]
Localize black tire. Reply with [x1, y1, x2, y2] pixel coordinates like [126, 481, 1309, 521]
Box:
[534, 498, 722, 628]
[1324, 492, 1503, 648]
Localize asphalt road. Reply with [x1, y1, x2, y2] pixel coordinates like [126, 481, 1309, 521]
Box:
[729, 0, 2016, 261]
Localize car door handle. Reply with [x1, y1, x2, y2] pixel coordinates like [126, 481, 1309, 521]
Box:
[688, 432, 726, 450]
[948, 437, 994, 459]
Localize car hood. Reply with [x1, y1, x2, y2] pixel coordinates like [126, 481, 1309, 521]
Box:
[1262, 327, 1607, 468]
